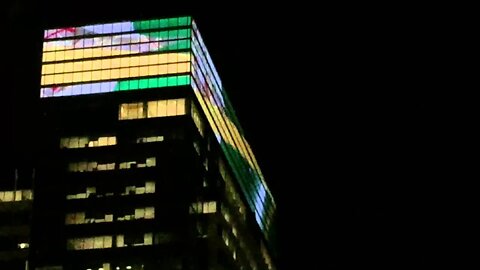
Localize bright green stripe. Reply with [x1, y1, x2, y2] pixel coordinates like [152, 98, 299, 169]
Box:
[139, 28, 191, 41]
[160, 39, 191, 51]
[114, 75, 190, 91]
[133, 16, 191, 31]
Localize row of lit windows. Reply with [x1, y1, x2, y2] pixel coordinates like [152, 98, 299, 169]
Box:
[41, 62, 190, 86]
[67, 233, 153, 250]
[40, 75, 190, 98]
[0, 189, 33, 202]
[119, 99, 186, 120]
[189, 201, 217, 214]
[67, 157, 156, 172]
[44, 17, 191, 40]
[43, 30, 190, 53]
[116, 75, 190, 91]
[60, 136, 116, 149]
[133, 17, 192, 32]
[65, 207, 155, 225]
[137, 136, 164, 143]
[66, 182, 155, 200]
[42, 40, 190, 63]
[42, 52, 191, 74]
[61, 135, 164, 150]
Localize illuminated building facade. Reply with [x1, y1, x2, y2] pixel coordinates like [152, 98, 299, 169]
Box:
[33, 16, 277, 270]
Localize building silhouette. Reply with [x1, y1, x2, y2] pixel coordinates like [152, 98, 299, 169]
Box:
[11, 16, 279, 270]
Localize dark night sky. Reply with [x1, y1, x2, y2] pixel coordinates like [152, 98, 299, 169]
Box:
[4, 1, 454, 269]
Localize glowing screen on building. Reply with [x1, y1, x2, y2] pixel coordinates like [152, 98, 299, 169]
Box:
[41, 17, 192, 97]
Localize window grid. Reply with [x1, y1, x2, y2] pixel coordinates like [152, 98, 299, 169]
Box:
[119, 98, 186, 120]
[45, 16, 191, 41]
[42, 61, 190, 86]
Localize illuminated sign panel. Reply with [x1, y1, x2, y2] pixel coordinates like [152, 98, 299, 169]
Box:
[40, 17, 276, 243]
[41, 17, 192, 97]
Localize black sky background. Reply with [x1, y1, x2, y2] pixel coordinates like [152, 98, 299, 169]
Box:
[4, 1, 455, 269]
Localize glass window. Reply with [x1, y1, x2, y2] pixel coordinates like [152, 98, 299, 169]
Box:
[148, 77, 158, 88]
[14, 190, 22, 201]
[145, 207, 155, 219]
[22, 190, 33, 200]
[145, 181, 155, 193]
[167, 76, 177, 86]
[116, 235, 124, 247]
[101, 58, 111, 69]
[124, 78, 136, 90]
[73, 72, 83, 83]
[108, 136, 116, 145]
[178, 16, 190, 26]
[146, 157, 156, 167]
[166, 99, 177, 116]
[79, 137, 88, 147]
[135, 186, 145, 194]
[139, 66, 149, 77]
[54, 50, 65, 61]
[156, 100, 167, 117]
[130, 66, 140, 77]
[101, 69, 111, 80]
[119, 102, 144, 120]
[147, 101, 158, 118]
[43, 64, 54, 74]
[177, 99, 186, 115]
[3, 191, 14, 202]
[168, 18, 178, 28]
[73, 48, 83, 59]
[177, 39, 189, 50]
[157, 77, 168, 87]
[144, 233, 153, 245]
[134, 208, 145, 219]
[110, 57, 121, 69]
[159, 18, 169, 28]
[110, 68, 120, 79]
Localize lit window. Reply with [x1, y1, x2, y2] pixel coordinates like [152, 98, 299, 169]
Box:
[18, 243, 29, 249]
[146, 157, 156, 167]
[136, 135, 164, 143]
[145, 207, 155, 219]
[145, 181, 155, 193]
[119, 102, 144, 120]
[166, 99, 177, 116]
[134, 208, 145, 219]
[67, 236, 112, 250]
[144, 233, 153, 245]
[189, 201, 216, 214]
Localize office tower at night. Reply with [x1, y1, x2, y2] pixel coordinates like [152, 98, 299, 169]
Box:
[32, 16, 277, 270]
